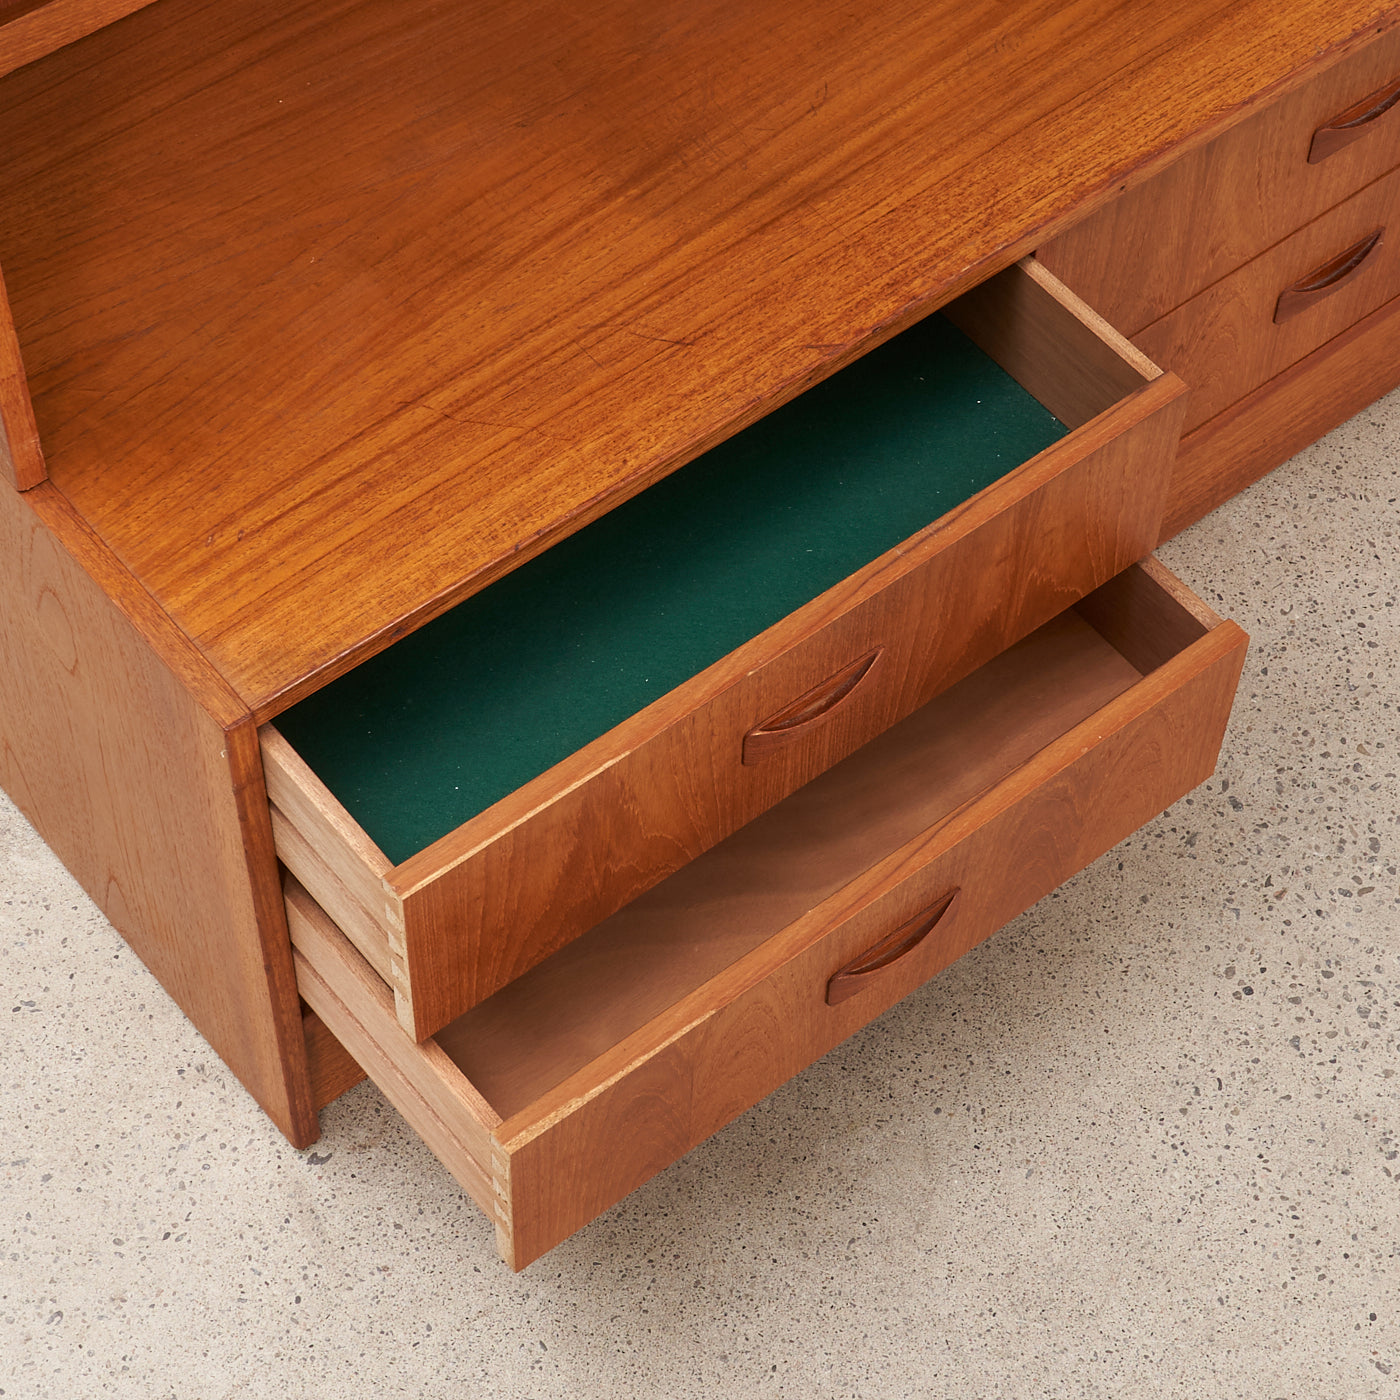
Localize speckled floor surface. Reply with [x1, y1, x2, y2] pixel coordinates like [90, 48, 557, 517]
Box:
[4, 391, 1400, 1398]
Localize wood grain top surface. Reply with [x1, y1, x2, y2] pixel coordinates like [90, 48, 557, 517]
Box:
[0, 0, 1393, 712]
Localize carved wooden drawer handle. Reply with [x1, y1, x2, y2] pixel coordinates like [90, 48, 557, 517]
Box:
[826, 888, 961, 1006]
[1309, 76, 1400, 163]
[1273, 229, 1384, 324]
[742, 647, 884, 765]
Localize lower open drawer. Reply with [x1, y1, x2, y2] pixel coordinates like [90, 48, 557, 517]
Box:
[288, 560, 1247, 1270]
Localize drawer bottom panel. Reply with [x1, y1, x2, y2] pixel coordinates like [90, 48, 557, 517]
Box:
[291, 562, 1247, 1269]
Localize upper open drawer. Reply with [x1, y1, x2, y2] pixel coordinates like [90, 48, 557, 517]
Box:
[262, 258, 1187, 1040]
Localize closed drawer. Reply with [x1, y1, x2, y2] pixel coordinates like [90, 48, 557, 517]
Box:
[1039, 27, 1400, 334]
[288, 559, 1248, 1270]
[1136, 163, 1400, 435]
[1161, 290, 1400, 541]
[264, 257, 1186, 1042]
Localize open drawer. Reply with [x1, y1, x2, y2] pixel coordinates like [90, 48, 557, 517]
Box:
[264, 257, 1188, 1041]
[289, 559, 1247, 1269]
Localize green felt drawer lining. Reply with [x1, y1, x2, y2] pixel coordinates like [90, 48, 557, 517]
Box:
[276, 313, 1066, 864]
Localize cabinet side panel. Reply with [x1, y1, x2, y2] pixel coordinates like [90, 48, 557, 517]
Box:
[0, 481, 316, 1144]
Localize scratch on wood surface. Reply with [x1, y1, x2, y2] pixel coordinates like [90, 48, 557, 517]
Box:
[394, 399, 568, 451]
[625, 328, 699, 347]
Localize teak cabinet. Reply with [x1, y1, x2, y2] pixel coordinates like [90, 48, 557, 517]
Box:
[1, 0, 1398, 1268]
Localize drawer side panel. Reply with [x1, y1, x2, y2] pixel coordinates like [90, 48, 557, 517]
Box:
[271, 806, 399, 988]
[287, 881, 500, 1144]
[293, 946, 506, 1253]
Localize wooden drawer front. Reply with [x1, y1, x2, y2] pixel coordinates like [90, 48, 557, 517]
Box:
[265, 260, 1185, 1042]
[289, 561, 1248, 1270]
[1135, 163, 1400, 435]
[1161, 290, 1400, 541]
[1039, 27, 1400, 335]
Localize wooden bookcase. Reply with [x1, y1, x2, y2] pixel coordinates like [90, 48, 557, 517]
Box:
[1, 0, 1398, 1264]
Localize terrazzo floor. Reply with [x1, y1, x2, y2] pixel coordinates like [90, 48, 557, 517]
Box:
[3, 390, 1400, 1398]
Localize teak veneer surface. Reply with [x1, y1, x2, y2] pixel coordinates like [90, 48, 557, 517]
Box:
[1161, 289, 1400, 538]
[1037, 23, 1400, 335]
[0, 477, 315, 1145]
[1134, 165, 1400, 434]
[0, 0, 1389, 713]
[0, 0, 160, 76]
[0, 260, 42, 489]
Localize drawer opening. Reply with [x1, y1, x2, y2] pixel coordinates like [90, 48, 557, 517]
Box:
[264, 257, 1184, 1040]
[416, 562, 1207, 1121]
